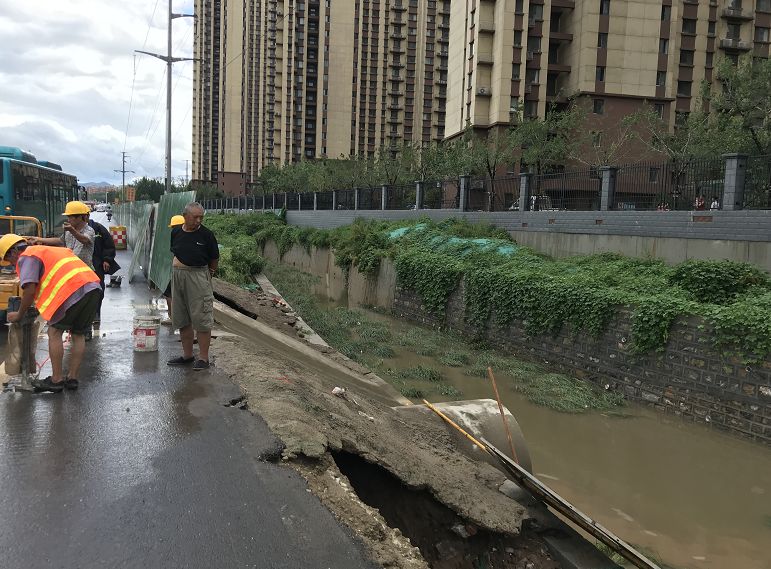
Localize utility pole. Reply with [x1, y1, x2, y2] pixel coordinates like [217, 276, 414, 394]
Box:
[185, 159, 189, 186]
[114, 152, 135, 202]
[136, 1, 194, 194]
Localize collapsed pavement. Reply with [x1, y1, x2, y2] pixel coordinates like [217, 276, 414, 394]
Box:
[211, 278, 561, 569]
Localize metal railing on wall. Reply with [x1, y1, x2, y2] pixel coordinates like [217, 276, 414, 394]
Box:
[198, 153, 771, 215]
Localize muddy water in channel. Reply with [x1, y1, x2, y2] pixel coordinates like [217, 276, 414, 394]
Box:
[354, 307, 771, 569]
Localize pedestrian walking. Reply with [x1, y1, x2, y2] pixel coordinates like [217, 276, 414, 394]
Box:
[33, 201, 96, 267]
[161, 214, 185, 326]
[167, 203, 219, 371]
[1, 234, 102, 392]
[88, 217, 119, 339]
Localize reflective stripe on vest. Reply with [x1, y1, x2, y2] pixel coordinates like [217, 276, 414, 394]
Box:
[19, 246, 100, 321]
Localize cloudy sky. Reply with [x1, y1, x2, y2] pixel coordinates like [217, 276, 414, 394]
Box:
[0, 0, 195, 185]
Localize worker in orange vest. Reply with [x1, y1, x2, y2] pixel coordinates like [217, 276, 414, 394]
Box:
[1, 234, 101, 392]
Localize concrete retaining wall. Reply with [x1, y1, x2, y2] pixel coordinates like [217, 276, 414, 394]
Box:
[285, 210, 771, 271]
[263, 240, 771, 444]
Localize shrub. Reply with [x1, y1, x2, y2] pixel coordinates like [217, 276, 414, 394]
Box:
[669, 259, 769, 304]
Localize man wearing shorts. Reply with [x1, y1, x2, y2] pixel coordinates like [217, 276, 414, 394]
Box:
[0, 234, 101, 392]
[167, 203, 219, 371]
[161, 214, 185, 326]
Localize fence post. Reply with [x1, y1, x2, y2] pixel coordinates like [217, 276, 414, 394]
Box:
[298, 192, 302, 211]
[354, 188, 360, 210]
[600, 166, 618, 211]
[381, 185, 388, 210]
[332, 190, 338, 210]
[415, 181, 424, 210]
[459, 175, 470, 212]
[313, 192, 318, 211]
[722, 153, 748, 211]
[519, 173, 531, 212]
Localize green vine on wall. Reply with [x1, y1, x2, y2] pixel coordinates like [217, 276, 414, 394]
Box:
[205, 212, 771, 362]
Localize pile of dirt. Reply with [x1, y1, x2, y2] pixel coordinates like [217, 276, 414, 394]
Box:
[213, 278, 299, 335]
[211, 329, 559, 569]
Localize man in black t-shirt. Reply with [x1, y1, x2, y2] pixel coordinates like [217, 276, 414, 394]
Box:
[166, 202, 219, 371]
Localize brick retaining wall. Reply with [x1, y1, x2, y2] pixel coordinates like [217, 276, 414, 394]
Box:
[393, 280, 771, 445]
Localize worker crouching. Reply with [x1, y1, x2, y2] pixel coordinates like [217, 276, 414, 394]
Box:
[1, 234, 101, 392]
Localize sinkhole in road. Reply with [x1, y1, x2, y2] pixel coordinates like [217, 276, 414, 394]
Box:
[331, 450, 550, 569]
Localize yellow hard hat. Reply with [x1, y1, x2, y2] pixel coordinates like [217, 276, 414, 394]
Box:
[62, 201, 91, 216]
[0, 233, 26, 260]
[169, 214, 185, 228]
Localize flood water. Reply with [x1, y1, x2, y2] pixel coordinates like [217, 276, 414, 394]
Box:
[357, 306, 771, 569]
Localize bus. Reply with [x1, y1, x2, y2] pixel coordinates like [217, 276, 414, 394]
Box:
[0, 146, 80, 236]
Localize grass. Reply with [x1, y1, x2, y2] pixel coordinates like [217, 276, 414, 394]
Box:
[264, 260, 626, 412]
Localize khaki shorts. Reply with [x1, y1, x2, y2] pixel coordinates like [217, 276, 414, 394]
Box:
[171, 266, 214, 332]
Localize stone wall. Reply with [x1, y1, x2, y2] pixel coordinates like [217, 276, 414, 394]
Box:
[285, 209, 771, 271]
[263, 240, 771, 444]
[392, 282, 771, 445]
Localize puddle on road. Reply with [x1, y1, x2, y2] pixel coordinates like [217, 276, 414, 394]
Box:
[317, 298, 771, 569]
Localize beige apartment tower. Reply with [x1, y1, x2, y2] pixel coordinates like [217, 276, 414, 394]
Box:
[446, 0, 771, 140]
[193, 0, 452, 194]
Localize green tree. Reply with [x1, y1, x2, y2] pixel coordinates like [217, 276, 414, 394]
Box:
[711, 55, 771, 155]
[515, 105, 580, 173]
[134, 177, 165, 202]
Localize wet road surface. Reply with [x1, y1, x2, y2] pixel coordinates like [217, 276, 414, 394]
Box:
[0, 247, 376, 569]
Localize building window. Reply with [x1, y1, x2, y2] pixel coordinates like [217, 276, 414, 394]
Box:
[759, 0, 771, 12]
[595, 65, 605, 82]
[680, 49, 694, 65]
[654, 102, 665, 118]
[528, 36, 542, 53]
[682, 19, 696, 35]
[515, 0, 524, 13]
[649, 167, 660, 183]
[591, 131, 602, 147]
[524, 100, 538, 118]
[526, 68, 540, 84]
[675, 111, 689, 126]
[659, 38, 669, 54]
[706, 51, 714, 67]
[708, 21, 716, 36]
[598, 32, 608, 48]
[677, 80, 692, 97]
[514, 30, 522, 47]
[512, 64, 520, 80]
[661, 5, 671, 20]
[656, 70, 666, 87]
[530, 4, 544, 21]
[727, 23, 741, 39]
[593, 99, 605, 114]
[755, 27, 770, 43]
[599, 0, 610, 16]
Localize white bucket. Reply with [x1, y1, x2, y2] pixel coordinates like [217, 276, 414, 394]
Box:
[133, 316, 161, 352]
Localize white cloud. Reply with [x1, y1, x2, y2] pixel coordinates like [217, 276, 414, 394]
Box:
[0, 0, 194, 185]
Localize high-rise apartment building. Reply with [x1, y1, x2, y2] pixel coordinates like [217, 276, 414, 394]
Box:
[192, 0, 452, 194]
[447, 0, 771, 141]
[193, 0, 771, 193]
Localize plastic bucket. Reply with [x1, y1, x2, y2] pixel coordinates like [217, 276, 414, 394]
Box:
[133, 316, 161, 352]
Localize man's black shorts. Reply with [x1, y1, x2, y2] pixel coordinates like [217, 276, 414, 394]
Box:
[51, 289, 101, 335]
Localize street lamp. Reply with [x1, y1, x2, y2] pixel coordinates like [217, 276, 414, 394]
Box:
[136, 0, 195, 195]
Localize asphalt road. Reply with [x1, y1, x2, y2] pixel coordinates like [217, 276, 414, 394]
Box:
[0, 236, 376, 569]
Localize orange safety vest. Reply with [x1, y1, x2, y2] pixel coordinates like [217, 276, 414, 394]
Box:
[19, 246, 100, 321]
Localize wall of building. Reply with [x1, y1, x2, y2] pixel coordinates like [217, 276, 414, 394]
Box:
[285, 209, 771, 270]
[260, 240, 771, 444]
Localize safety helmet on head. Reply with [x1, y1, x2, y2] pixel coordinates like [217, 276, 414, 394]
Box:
[168, 214, 185, 228]
[62, 201, 91, 216]
[0, 233, 27, 260]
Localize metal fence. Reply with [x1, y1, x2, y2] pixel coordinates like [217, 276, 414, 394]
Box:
[743, 155, 771, 210]
[615, 158, 726, 211]
[197, 154, 771, 214]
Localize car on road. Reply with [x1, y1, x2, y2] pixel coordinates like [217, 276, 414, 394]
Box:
[94, 203, 112, 212]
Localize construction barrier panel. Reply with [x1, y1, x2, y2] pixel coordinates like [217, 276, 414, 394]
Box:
[110, 226, 127, 250]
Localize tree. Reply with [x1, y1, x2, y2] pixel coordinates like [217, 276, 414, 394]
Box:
[515, 105, 580, 174]
[375, 143, 413, 186]
[133, 177, 165, 202]
[711, 55, 771, 155]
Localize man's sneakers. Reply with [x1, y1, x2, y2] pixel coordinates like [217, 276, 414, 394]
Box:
[168, 356, 210, 371]
[31, 376, 65, 393]
[167, 356, 195, 366]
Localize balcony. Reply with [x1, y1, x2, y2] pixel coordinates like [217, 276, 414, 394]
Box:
[548, 63, 571, 73]
[391, 3, 407, 11]
[390, 32, 405, 40]
[390, 45, 405, 54]
[721, 7, 754, 21]
[549, 31, 573, 43]
[551, 0, 576, 9]
[477, 53, 494, 64]
[720, 37, 752, 50]
[390, 61, 406, 68]
[479, 20, 495, 33]
[387, 103, 404, 110]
